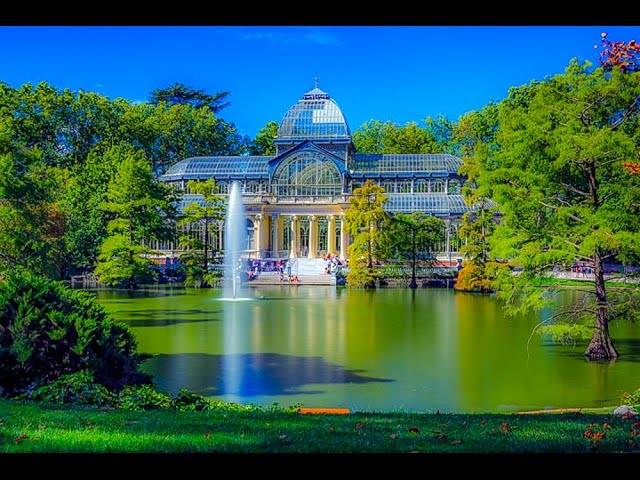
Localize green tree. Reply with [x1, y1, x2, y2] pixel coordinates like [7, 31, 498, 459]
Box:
[423, 114, 455, 153]
[177, 179, 226, 288]
[469, 59, 640, 360]
[0, 114, 68, 278]
[386, 213, 445, 288]
[123, 102, 248, 175]
[149, 82, 231, 112]
[249, 120, 278, 155]
[344, 180, 390, 288]
[60, 144, 124, 272]
[353, 120, 440, 154]
[94, 146, 177, 289]
[454, 201, 500, 293]
[450, 102, 500, 158]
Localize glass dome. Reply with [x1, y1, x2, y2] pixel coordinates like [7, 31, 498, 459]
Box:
[276, 80, 351, 141]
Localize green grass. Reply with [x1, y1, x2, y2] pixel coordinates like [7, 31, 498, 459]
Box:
[1, 398, 638, 454]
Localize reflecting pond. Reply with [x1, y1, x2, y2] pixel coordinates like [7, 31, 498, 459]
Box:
[91, 285, 640, 413]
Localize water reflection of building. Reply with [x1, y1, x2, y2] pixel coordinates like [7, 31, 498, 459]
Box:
[157, 80, 494, 261]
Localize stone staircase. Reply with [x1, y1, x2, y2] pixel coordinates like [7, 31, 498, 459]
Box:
[247, 258, 335, 286]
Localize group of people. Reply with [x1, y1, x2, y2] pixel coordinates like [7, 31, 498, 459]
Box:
[323, 252, 342, 274]
[280, 273, 300, 283]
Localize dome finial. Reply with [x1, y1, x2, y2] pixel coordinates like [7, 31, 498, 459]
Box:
[315, 73, 319, 89]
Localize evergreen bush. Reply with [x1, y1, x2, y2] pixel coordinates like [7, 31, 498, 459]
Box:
[0, 272, 151, 398]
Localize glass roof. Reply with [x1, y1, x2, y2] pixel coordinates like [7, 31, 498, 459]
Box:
[385, 194, 497, 215]
[351, 154, 463, 174]
[161, 156, 271, 181]
[277, 82, 351, 141]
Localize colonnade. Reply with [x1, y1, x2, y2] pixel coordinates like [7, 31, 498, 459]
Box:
[251, 212, 348, 260]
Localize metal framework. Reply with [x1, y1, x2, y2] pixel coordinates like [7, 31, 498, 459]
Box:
[158, 80, 498, 262]
[276, 86, 351, 141]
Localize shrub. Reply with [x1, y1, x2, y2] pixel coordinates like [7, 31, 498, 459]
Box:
[0, 272, 152, 398]
[172, 388, 212, 411]
[621, 387, 640, 406]
[116, 384, 173, 410]
[17, 370, 113, 406]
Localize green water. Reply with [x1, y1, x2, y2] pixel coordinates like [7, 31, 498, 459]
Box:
[92, 285, 640, 413]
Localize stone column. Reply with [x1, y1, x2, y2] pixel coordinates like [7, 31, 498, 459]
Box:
[308, 215, 316, 258]
[271, 213, 279, 258]
[254, 214, 263, 259]
[327, 215, 336, 254]
[339, 215, 348, 260]
[289, 215, 298, 259]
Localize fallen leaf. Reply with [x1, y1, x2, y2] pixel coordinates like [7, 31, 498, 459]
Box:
[602, 423, 611, 430]
[389, 434, 397, 440]
[450, 439, 462, 445]
[408, 427, 420, 434]
[204, 433, 211, 439]
[14, 434, 28, 445]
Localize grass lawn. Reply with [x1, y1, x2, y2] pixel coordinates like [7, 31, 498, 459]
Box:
[1, 399, 638, 455]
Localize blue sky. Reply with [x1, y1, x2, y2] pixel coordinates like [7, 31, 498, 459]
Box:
[0, 25, 638, 139]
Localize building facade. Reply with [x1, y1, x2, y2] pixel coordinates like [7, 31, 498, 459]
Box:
[158, 81, 491, 262]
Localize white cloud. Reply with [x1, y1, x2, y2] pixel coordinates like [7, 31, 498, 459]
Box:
[240, 28, 341, 47]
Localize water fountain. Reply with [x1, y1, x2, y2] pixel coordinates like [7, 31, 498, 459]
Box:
[223, 180, 248, 300]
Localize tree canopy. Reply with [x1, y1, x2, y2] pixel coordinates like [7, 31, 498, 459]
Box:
[385, 213, 445, 288]
[353, 119, 443, 154]
[149, 82, 231, 112]
[465, 58, 640, 360]
[94, 146, 177, 289]
[178, 179, 226, 288]
[0, 80, 248, 280]
[344, 180, 390, 288]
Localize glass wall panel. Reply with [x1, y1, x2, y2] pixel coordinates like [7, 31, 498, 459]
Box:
[272, 152, 342, 196]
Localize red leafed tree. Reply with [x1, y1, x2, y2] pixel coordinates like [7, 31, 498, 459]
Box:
[598, 32, 640, 174]
[598, 32, 640, 73]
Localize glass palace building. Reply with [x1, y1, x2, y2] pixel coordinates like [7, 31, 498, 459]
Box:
[159, 82, 490, 262]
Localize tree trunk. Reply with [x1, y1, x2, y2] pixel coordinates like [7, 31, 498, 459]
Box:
[584, 249, 619, 360]
[409, 228, 417, 289]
